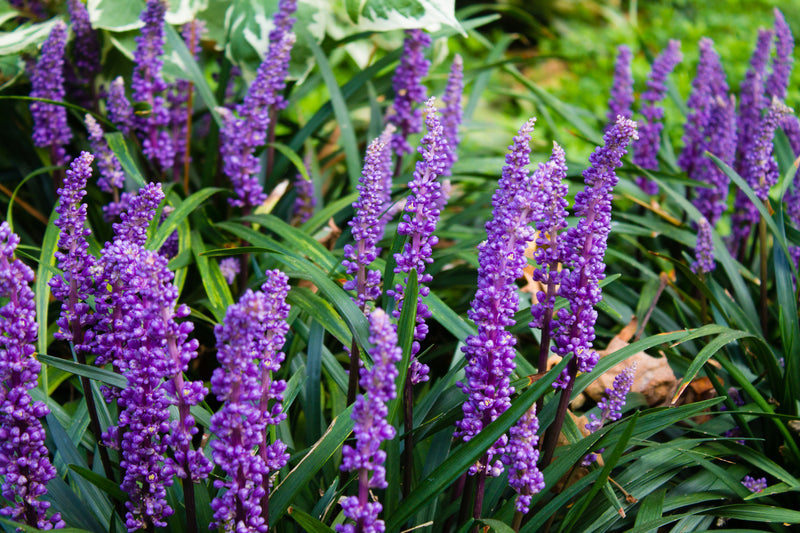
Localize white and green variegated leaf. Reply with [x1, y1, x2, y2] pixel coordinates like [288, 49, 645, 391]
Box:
[0, 17, 60, 56]
[223, 0, 327, 82]
[88, 0, 207, 31]
[355, 0, 461, 33]
[0, 1, 21, 27]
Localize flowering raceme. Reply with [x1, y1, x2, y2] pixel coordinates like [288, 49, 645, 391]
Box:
[607, 45, 634, 126]
[441, 54, 464, 175]
[389, 29, 431, 157]
[0, 222, 63, 530]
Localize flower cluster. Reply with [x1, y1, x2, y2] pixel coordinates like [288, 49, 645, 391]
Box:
[389, 29, 432, 156]
[390, 98, 449, 382]
[66, 0, 99, 88]
[219, 257, 241, 285]
[735, 28, 773, 175]
[30, 21, 71, 166]
[441, 54, 464, 175]
[582, 364, 636, 465]
[765, 8, 793, 101]
[607, 45, 634, 126]
[337, 308, 402, 533]
[0, 222, 64, 530]
[108, 76, 134, 135]
[634, 40, 682, 195]
[742, 475, 768, 493]
[456, 118, 546, 476]
[343, 126, 394, 312]
[210, 270, 291, 532]
[691, 217, 716, 275]
[552, 117, 638, 386]
[292, 173, 316, 224]
[219, 0, 297, 208]
[504, 406, 544, 514]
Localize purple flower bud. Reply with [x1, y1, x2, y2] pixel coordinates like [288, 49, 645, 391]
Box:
[456, 118, 545, 476]
[389, 98, 449, 381]
[766, 9, 794, 101]
[219, 257, 240, 285]
[504, 406, 544, 513]
[107, 76, 134, 135]
[441, 54, 464, 175]
[30, 21, 71, 166]
[742, 475, 767, 493]
[113, 182, 165, 246]
[389, 29, 431, 156]
[634, 40, 681, 195]
[692, 217, 715, 274]
[583, 364, 636, 465]
[210, 270, 291, 531]
[67, 0, 100, 81]
[736, 29, 773, 175]
[553, 117, 638, 387]
[343, 126, 394, 312]
[338, 308, 402, 533]
[0, 222, 64, 530]
[607, 45, 634, 126]
[85, 115, 126, 204]
[292, 173, 316, 224]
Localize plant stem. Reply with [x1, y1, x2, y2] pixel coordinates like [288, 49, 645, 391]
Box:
[265, 106, 277, 182]
[402, 367, 414, 499]
[540, 359, 577, 468]
[759, 210, 768, 334]
[347, 337, 360, 406]
[182, 477, 198, 533]
[512, 509, 524, 532]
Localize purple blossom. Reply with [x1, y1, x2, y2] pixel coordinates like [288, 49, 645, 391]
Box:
[85, 115, 127, 223]
[731, 98, 792, 251]
[455, 118, 542, 476]
[582, 364, 636, 465]
[503, 406, 544, 514]
[132, 0, 174, 172]
[742, 475, 767, 493]
[30, 21, 71, 166]
[634, 40, 681, 195]
[607, 45, 634, 126]
[441, 54, 464, 175]
[9, 0, 46, 18]
[337, 308, 402, 533]
[49, 152, 96, 350]
[389, 98, 449, 382]
[267, 0, 297, 112]
[219, 28, 296, 208]
[552, 116, 638, 387]
[113, 181, 164, 246]
[67, 0, 100, 82]
[292, 173, 316, 224]
[343, 126, 394, 312]
[107, 76, 134, 135]
[210, 270, 291, 532]
[219, 257, 241, 285]
[389, 29, 431, 156]
[0, 222, 64, 530]
[736, 29, 773, 175]
[691, 217, 715, 274]
[766, 9, 794, 101]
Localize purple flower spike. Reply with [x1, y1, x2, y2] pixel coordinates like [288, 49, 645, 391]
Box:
[455, 118, 543, 477]
[67, 0, 100, 81]
[292, 173, 316, 224]
[389, 29, 432, 156]
[337, 308, 402, 533]
[85, 115, 126, 222]
[0, 222, 64, 530]
[132, 0, 174, 172]
[742, 475, 768, 493]
[389, 98, 449, 382]
[169, 20, 206, 177]
[766, 9, 794, 101]
[30, 21, 71, 166]
[634, 40, 682, 195]
[210, 269, 291, 532]
[219, 257, 240, 285]
[504, 406, 545, 514]
[736, 29, 773, 175]
[113, 181, 165, 246]
[343, 126, 394, 313]
[107, 76, 134, 135]
[441, 54, 464, 175]
[50, 152, 96, 349]
[607, 45, 634, 126]
[731, 98, 792, 251]
[582, 364, 636, 465]
[553, 116, 638, 387]
[692, 217, 715, 274]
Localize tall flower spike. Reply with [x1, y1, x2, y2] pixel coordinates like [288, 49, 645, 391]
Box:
[30, 21, 71, 166]
[132, 0, 174, 172]
[552, 116, 638, 387]
[766, 8, 794, 101]
[67, 0, 100, 84]
[113, 181, 165, 246]
[337, 308, 402, 533]
[389, 29, 432, 156]
[107, 76, 134, 135]
[0, 222, 64, 530]
[389, 98, 449, 382]
[210, 270, 291, 532]
[634, 40, 681, 195]
[691, 217, 715, 274]
[455, 118, 542, 477]
[736, 28, 773, 174]
[504, 406, 544, 514]
[607, 45, 634, 126]
[583, 364, 636, 465]
[85, 115, 129, 222]
[49, 152, 96, 349]
[731, 98, 792, 250]
[343, 126, 394, 313]
[441, 54, 464, 175]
